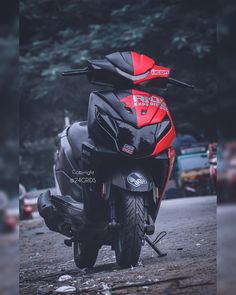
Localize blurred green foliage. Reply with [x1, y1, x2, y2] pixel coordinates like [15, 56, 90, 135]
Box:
[0, 17, 18, 197]
[20, 0, 216, 189]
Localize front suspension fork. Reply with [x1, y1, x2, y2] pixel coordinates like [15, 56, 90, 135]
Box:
[108, 193, 120, 229]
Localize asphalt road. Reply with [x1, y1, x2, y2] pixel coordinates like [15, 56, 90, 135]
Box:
[0, 232, 18, 295]
[19, 196, 216, 295]
[217, 204, 236, 295]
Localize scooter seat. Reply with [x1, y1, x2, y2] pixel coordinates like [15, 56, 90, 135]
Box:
[67, 121, 88, 161]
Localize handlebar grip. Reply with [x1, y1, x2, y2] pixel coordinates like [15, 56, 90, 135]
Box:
[168, 77, 195, 89]
[61, 67, 90, 76]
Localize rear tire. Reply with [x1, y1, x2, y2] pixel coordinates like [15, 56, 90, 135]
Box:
[115, 193, 145, 268]
[73, 241, 99, 269]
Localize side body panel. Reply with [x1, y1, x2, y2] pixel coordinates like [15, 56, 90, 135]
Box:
[55, 127, 83, 202]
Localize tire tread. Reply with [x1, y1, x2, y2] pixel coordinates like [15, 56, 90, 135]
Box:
[115, 193, 145, 268]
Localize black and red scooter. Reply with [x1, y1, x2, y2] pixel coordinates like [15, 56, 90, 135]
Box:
[38, 52, 194, 268]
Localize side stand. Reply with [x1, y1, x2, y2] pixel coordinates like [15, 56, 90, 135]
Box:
[145, 231, 167, 257]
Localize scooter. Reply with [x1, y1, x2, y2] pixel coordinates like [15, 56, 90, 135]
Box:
[38, 51, 194, 268]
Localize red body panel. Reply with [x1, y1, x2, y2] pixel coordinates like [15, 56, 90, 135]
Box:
[157, 147, 176, 207]
[119, 89, 176, 157]
[151, 116, 176, 156]
[131, 51, 171, 84]
[120, 89, 170, 128]
[131, 52, 155, 75]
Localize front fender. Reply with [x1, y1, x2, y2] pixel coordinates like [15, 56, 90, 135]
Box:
[110, 168, 154, 192]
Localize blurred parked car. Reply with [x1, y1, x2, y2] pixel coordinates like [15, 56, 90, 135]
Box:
[177, 146, 210, 196]
[207, 143, 217, 194]
[219, 142, 236, 203]
[1, 212, 17, 233]
[0, 191, 17, 233]
[19, 184, 33, 220]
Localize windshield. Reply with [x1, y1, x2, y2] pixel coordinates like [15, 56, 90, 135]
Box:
[179, 154, 209, 172]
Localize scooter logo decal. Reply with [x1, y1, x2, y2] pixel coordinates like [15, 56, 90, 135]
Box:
[122, 144, 135, 155]
[121, 94, 168, 110]
[151, 69, 170, 76]
[127, 173, 147, 187]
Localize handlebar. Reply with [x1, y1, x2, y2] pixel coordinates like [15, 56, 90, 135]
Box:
[61, 68, 195, 89]
[167, 77, 195, 89]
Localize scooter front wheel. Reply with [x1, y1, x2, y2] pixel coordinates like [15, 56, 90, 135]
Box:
[115, 193, 145, 268]
[73, 241, 99, 269]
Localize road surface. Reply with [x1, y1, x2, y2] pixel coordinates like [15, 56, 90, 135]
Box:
[20, 196, 216, 294]
[217, 204, 236, 295]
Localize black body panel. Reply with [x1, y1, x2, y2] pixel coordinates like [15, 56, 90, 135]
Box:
[67, 121, 88, 161]
[55, 123, 87, 202]
[86, 52, 134, 88]
[105, 52, 133, 75]
[88, 52, 133, 74]
[88, 90, 135, 125]
[88, 90, 171, 158]
[55, 121, 170, 214]
[81, 140, 170, 197]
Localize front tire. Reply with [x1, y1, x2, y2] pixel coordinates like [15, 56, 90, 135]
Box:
[115, 193, 145, 268]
